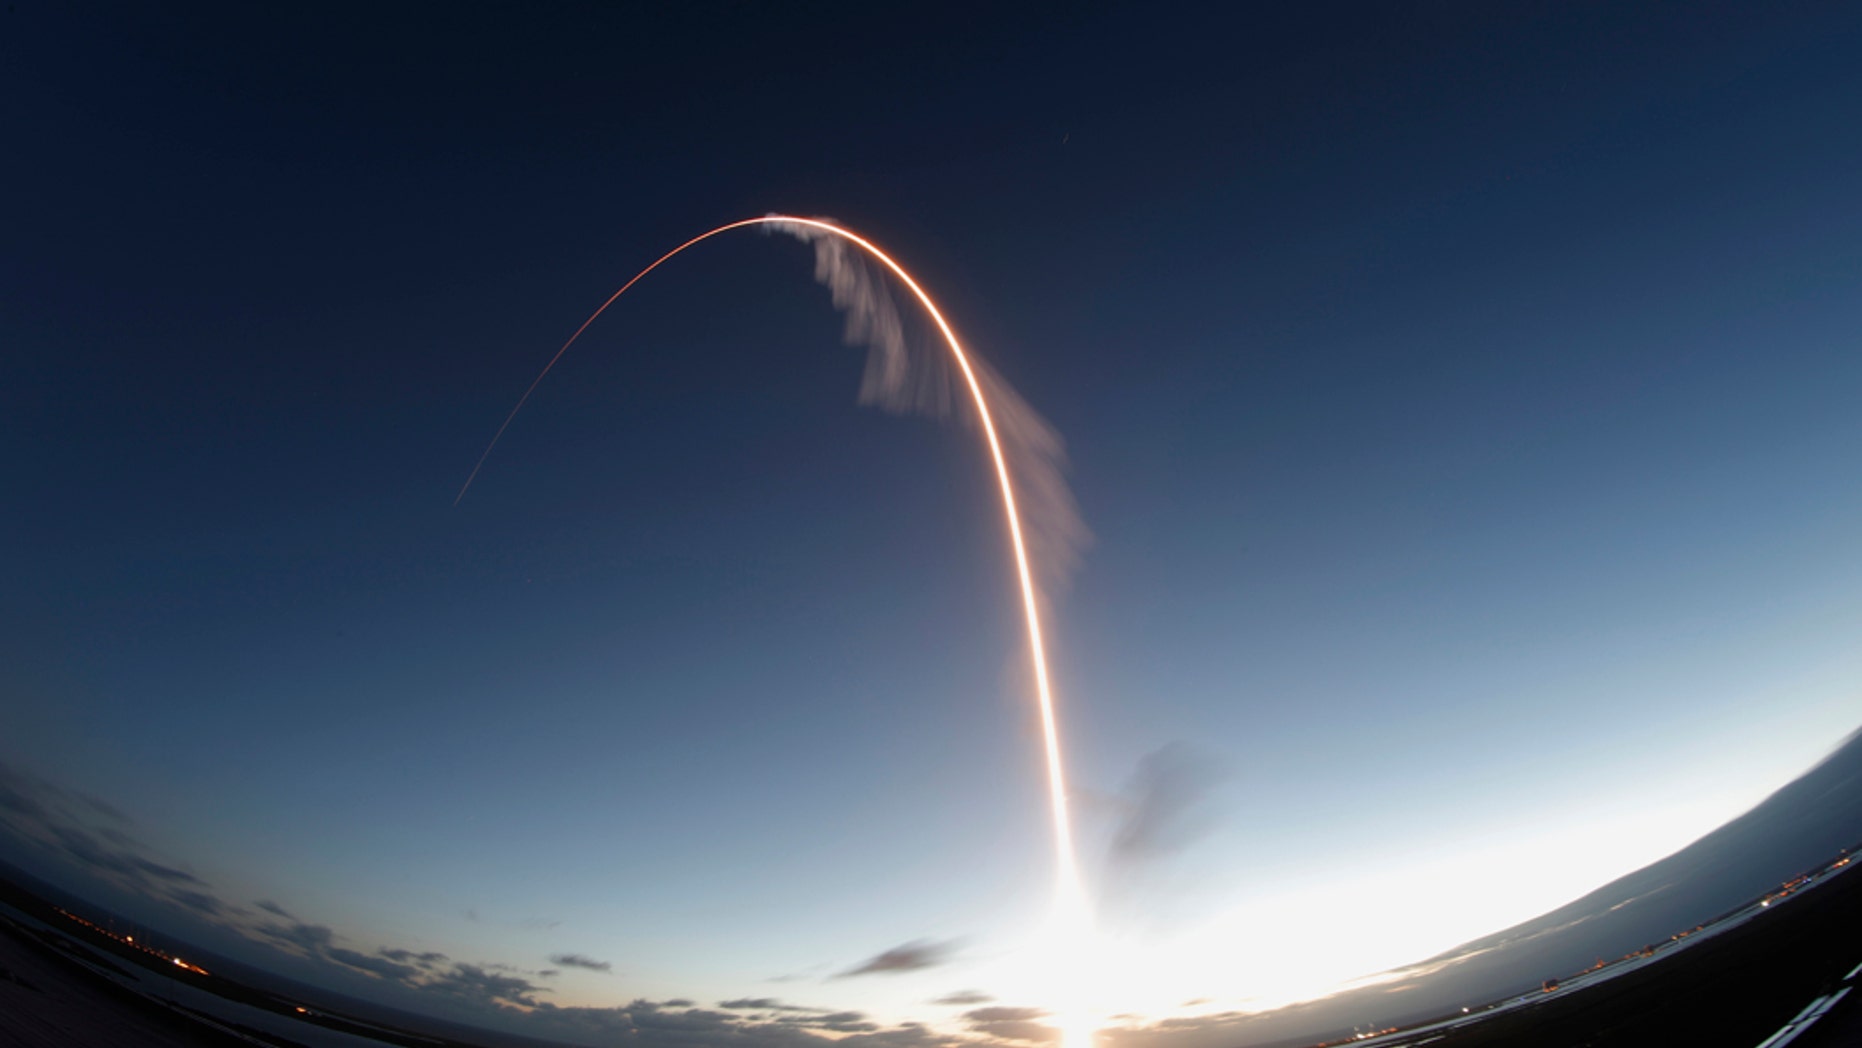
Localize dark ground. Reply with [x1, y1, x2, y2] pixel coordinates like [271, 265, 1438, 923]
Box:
[0, 911, 273, 1048]
[1362, 863, 1862, 1048]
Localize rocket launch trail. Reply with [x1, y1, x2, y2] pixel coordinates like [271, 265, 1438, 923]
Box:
[460, 216, 1093, 1047]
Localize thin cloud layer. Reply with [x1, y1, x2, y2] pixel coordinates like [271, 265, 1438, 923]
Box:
[550, 951, 613, 973]
[1111, 743, 1227, 861]
[0, 763, 222, 918]
[963, 1006, 1057, 1044]
[837, 939, 959, 978]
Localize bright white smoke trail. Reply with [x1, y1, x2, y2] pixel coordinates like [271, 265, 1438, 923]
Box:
[458, 216, 1094, 1047]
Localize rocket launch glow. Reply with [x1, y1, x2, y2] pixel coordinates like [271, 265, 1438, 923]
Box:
[459, 216, 1093, 1047]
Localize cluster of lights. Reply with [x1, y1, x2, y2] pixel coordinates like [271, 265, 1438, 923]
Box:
[52, 906, 210, 978]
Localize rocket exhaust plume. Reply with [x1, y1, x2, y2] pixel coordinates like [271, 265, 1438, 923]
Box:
[458, 216, 1093, 1047]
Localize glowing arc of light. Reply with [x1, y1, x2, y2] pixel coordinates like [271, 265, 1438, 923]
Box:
[457, 215, 1089, 981]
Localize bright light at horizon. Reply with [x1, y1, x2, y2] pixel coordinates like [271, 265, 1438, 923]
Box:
[1058, 792, 1768, 1022]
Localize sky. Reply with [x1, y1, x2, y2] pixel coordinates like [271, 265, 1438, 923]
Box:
[2, 2, 1861, 1045]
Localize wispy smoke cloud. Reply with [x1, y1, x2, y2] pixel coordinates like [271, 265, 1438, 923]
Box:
[1099, 742, 1231, 930]
[1112, 742, 1228, 861]
[770, 218, 1089, 605]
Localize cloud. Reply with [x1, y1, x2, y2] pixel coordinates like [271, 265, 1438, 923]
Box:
[723, 998, 816, 1011]
[327, 947, 421, 984]
[837, 939, 957, 978]
[965, 1007, 1048, 1023]
[379, 947, 449, 969]
[44, 823, 204, 888]
[246, 920, 565, 1016]
[259, 920, 337, 956]
[73, 791, 130, 824]
[167, 889, 226, 916]
[472, 994, 966, 1048]
[1111, 743, 1227, 860]
[421, 963, 549, 1009]
[840, 1021, 958, 1048]
[962, 1006, 1056, 1044]
[805, 1011, 878, 1033]
[131, 854, 206, 885]
[239, 913, 565, 1016]
[0, 762, 224, 910]
[932, 990, 994, 1005]
[549, 952, 613, 973]
[255, 899, 295, 919]
[0, 766, 51, 821]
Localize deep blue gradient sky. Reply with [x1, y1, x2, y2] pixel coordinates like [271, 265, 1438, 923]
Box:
[3, 3, 1860, 1044]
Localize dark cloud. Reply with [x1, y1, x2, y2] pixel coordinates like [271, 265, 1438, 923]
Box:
[806, 1011, 878, 1033]
[962, 1007, 1055, 1044]
[964, 1007, 1048, 1023]
[422, 962, 550, 1009]
[0, 766, 223, 912]
[549, 952, 613, 973]
[619, 1001, 946, 1048]
[483, 995, 912, 1045]
[166, 889, 225, 916]
[969, 1020, 1056, 1044]
[43, 823, 204, 889]
[837, 939, 957, 978]
[73, 792, 130, 824]
[723, 998, 815, 1011]
[845, 1023, 960, 1048]
[713, 1000, 878, 1033]
[932, 990, 994, 1005]
[0, 767, 51, 820]
[131, 854, 205, 885]
[255, 899, 295, 919]
[1111, 743, 1227, 860]
[379, 947, 449, 968]
[328, 947, 420, 983]
[259, 920, 336, 956]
